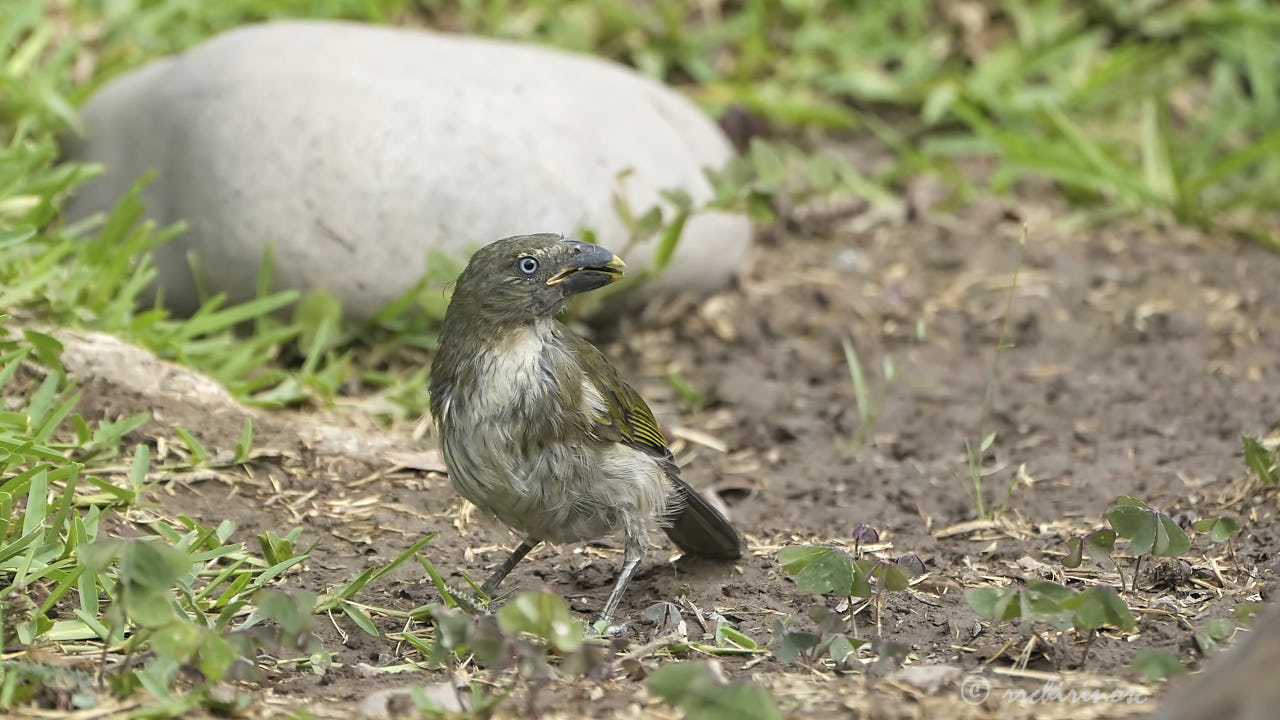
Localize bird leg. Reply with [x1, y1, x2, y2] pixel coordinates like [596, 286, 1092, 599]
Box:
[597, 540, 645, 625]
[481, 537, 539, 596]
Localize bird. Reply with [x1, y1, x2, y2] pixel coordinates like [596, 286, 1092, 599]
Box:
[428, 233, 744, 624]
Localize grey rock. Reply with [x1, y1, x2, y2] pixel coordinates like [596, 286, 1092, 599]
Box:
[886, 664, 962, 695]
[358, 684, 468, 718]
[66, 20, 750, 319]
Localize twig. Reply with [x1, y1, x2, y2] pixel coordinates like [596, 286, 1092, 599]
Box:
[618, 631, 684, 664]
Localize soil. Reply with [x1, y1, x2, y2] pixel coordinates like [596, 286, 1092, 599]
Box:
[44, 193, 1280, 719]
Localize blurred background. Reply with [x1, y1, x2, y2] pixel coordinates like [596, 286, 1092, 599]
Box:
[22, 0, 1280, 233]
[4, 0, 1279, 413]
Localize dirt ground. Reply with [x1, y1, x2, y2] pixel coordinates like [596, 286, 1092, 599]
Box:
[56, 191, 1279, 719]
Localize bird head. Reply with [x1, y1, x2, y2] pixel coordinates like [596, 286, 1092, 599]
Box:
[445, 233, 627, 327]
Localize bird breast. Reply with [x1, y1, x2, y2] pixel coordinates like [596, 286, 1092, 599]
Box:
[464, 325, 555, 419]
[437, 324, 670, 544]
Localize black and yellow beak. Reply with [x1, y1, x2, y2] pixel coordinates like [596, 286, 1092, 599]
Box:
[546, 241, 626, 295]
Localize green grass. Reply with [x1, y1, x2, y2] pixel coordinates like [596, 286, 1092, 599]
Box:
[0, 315, 486, 713]
[0, 316, 311, 712]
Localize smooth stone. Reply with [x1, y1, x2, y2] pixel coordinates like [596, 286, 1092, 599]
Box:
[65, 20, 751, 319]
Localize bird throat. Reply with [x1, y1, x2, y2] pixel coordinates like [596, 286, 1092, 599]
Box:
[464, 322, 557, 419]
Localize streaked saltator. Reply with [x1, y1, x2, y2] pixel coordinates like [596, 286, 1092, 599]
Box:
[429, 233, 743, 623]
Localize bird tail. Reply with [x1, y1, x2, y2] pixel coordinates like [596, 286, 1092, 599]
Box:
[662, 475, 744, 560]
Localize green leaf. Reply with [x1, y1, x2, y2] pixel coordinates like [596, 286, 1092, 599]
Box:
[634, 206, 663, 236]
[826, 634, 864, 667]
[431, 605, 472, 652]
[1024, 573, 1075, 602]
[397, 631, 435, 661]
[294, 291, 342, 378]
[1132, 649, 1184, 681]
[966, 587, 1021, 624]
[20, 467, 48, 536]
[174, 427, 208, 465]
[979, 432, 997, 453]
[778, 546, 854, 595]
[1194, 618, 1233, 657]
[496, 591, 583, 653]
[71, 414, 91, 445]
[256, 589, 316, 636]
[1235, 603, 1265, 626]
[0, 227, 36, 249]
[151, 621, 201, 663]
[77, 539, 122, 575]
[714, 622, 757, 650]
[215, 519, 236, 543]
[922, 82, 958, 125]
[71, 611, 111, 642]
[849, 559, 875, 598]
[878, 564, 911, 592]
[648, 662, 783, 720]
[611, 187, 635, 226]
[804, 154, 840, 193]
[22, 330, 64, 373]
[416, 553, 458, 608]
[1139, 96, 1179, 207]
[1192, 516, 1239, 543]
[316, 534, 434, 610]
[1107, 502, 1156, 555]
[660, 187, 693, 213]
[1084, 529, 1118, 564]
[341, 601, 380, 637]
[1188, 130, 1280, 197]
[652, 203, 689, 271]
[119, 540, 191, 591]
[124, 588, 177, 629]
[1063, 537, 1083, 568]
[233, 417, 254, 465]
[777, 631, 818, 663]
[1023, 581, 1075, 624]
[128, 443, 150, 497]
[1152, 514, 1190, 557]
[748, 140, 787, 186]
[1063, 588, 1135, 632]
[89, 413, 149, 450]
[177, 290, 300, 339]
[199, 633, 240, 682]
[1242, 436, 1277, 484]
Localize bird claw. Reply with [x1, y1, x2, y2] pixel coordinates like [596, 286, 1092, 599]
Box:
[446, 587, 489, 615]
[441, 584, 513, 616]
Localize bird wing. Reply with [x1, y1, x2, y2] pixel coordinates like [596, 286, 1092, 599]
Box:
[571, 335, 672, 459]
[572, 335, 743, 560]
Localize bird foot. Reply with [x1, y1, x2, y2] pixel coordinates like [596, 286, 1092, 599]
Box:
[440, 583, 514, 616]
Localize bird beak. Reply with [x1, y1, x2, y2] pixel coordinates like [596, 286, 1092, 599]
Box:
[546, 241, 626, 295]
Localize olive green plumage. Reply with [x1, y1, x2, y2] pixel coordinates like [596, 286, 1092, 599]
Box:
[428, 233, 743, 623]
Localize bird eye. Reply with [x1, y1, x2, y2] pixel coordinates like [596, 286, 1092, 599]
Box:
[517, 256, 539, 275]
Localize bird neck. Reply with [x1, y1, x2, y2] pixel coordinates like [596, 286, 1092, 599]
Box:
[440, 304, 556, 355]
[433, 304, 562, 399]
[430, 312, 582, 433]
